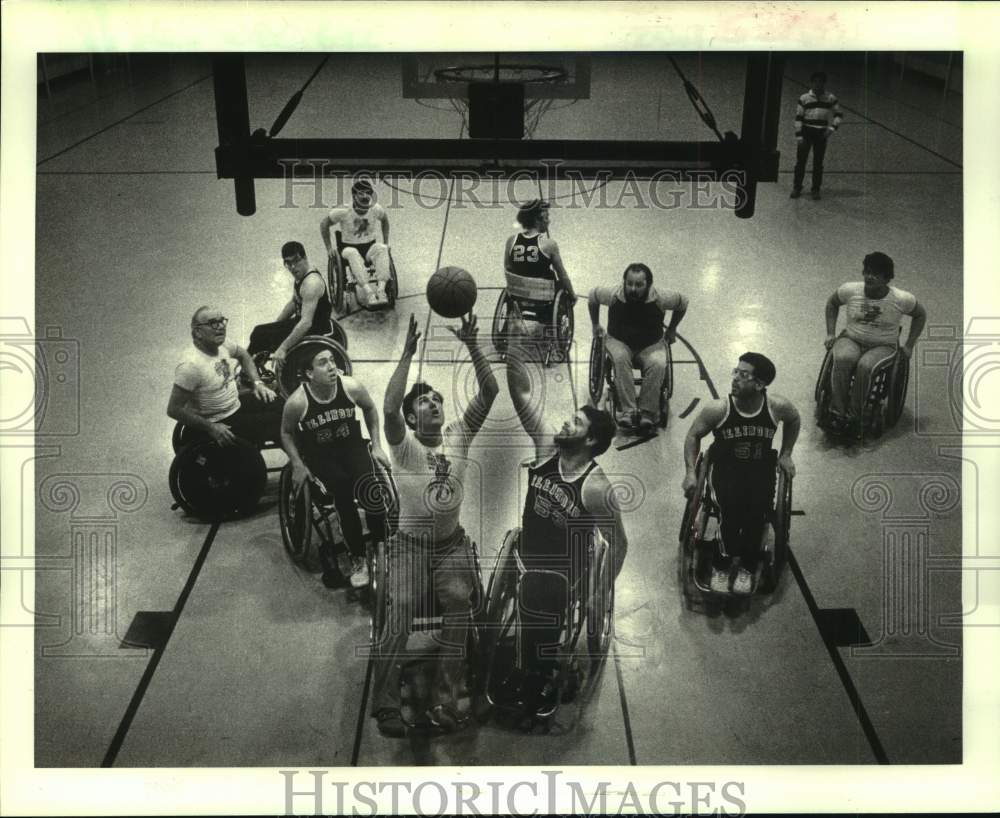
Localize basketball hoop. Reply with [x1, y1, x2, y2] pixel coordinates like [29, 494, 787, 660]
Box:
[430, 63, 569, 139]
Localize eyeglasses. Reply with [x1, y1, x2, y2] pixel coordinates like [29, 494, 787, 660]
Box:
[731, 368, 758, 381]
[283, 255, 305, 266]
[196, 317, 228, 329]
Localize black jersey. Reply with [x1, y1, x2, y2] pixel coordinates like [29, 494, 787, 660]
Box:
[711, 395, 777, 465]
[297, 378, 366, 460]
[508, 233, 554, 280]
[522, 454, 598, 560]
[608, 298, 666, 351]
[293, 270, 333, 335]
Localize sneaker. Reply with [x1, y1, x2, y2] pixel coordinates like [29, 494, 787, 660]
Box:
[637, 414, 656, 433]
[709, 568, 730, 593]
[349, 557, 370, 589]
[427, 704, 465, 733]
[615, 412, 634, 429]
[811, 189, 822, 200]
[790, 188, 802, 199]
[335, 550, 353, 578]
[732, 568, 754, 594]
[375, 708, 406, 738]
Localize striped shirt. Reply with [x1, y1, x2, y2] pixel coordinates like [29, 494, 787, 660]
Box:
[794, 89, 843, 135]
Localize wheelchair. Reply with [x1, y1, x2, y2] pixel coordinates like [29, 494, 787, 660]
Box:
[678, 448, 792, 608]
[479, 527, 615, 722]
[328, 244, 399, 313]
[588, 330, 674, 429]
[368, 532, 487, 730]
[814, 333, 910, 440]
[250, 319, 350, 398]
[492, 272, 574, 367]
[278, 454, 398, 582]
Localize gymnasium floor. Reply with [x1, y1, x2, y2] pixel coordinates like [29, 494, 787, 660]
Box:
[29, 51, 966, 771]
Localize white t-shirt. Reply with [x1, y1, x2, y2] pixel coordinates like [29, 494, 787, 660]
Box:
[174, 341, 241, 422]
[327, 203, 386, 245]
[837, 282, 917, 347]
[390, 421, 471, 540]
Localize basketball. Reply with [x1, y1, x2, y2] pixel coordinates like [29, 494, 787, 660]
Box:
[426, 266, 477, 318]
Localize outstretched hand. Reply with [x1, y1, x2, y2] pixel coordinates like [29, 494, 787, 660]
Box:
[403, 313, 421, 357]
[446, 313, 479, 345]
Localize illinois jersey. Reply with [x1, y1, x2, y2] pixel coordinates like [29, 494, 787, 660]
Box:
[521, 454, 597, 561]
[711, 395, 777, 465]
[296, 377, 366, 461]
[508, 233, 554, 280]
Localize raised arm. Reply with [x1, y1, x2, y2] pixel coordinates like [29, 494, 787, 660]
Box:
[504, 303, 554, 460]
[682, 400, 726, 496]
[446, 313, 498, 440]
[383, 314, 420, 446]
[343, 377, 390, 468]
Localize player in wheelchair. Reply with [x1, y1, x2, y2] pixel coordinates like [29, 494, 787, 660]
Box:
[817, 251, 926, 438]
[320, 179, 397, 312]
[278, 338, 390, 589]
[485, 309, 627, 720]
[587, 263, 688, 432]
[493, 199, 577, 366]
[246, 241, 349, 391]
[681, 353, 799, 596]
[167, 306, 284, 521]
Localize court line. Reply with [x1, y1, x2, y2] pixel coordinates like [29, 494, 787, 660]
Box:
[612, 643, 638, 765]
[101, 520, 221, 767]
[786, 548, 890, 763]
[784, 75, 962, 170]
[350, 652, 376, 766]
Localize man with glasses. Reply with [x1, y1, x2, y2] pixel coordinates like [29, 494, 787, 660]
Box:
[681, 353, 799, 594]
[168, 306, 281, 447]
[247, 241, 335, 370]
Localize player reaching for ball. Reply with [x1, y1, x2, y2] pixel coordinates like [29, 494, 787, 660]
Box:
[371, 312, 498, 737]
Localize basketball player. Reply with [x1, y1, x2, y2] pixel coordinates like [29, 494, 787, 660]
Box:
[504, 304, 627, 715]
[320, 179, 391, 307]
[247, 241, 334, 370]
[589, 262, 689, 430]
[681, 353, 799, 594]
[280, 344, 389, 588]
[371, 312, 498, 737]
[504, 199, 577, 305]
[167, 306, 281, 447]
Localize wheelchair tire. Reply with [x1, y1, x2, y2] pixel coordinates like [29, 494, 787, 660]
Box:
[588, 336, 607, 405]
[663, 336, 674, 400]
[370, 539, 389, 648]
[815, 346, 834, 405]
[546, 289, 574, 366]
[278, 462, 322, 570]
[171, 423, 200, 454]
[386, 251, 399, 309]
[492, 290, 511, 359]
[883, 354, 909, 428]
[328, 254, 347, 314]
[586, 537, 615, 659]
[279, 335, 352, 397]
[761, 469, 792, 593]
[169, 438, 267, 521]
[678, 453, 707, 543]
[328, 319, 349, 351]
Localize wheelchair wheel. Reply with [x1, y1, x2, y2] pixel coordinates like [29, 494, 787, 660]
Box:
[386, 251, 399, 309]
[327, 318, 349, 351]
[369, 539, 389, 648]
[883, 353, 910, 429]
[171, 423, 200, 454]
[483, 529, 520, 695]
[760, 469, 792, 593]
[545, 289, 574, 366]
[678, 453, 708, 543]
[169, 438, 267, 521]
[815, 345, 834, 408]
[328, 254, 348, 313]
[585, 534, 615, 659]
[587, 336, 607, 405]
[279, 335, 352, 397]
[492, 290, 512, 359]
[663, 336, 674, 399]
[278, 462, 322, 570]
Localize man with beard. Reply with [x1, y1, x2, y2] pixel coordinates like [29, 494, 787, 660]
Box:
[504, 304, 628, 715]
[681, 353, 799, 595]
[371, 312, 498, 737]
[823, 251, 926, 434]
[279, 344, 389, 588]
[167, 306, 281, 446]
[588, 263, 688, 431]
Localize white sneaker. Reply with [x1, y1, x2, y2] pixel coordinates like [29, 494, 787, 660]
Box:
[709, 568, 730, 593]
[732, 568, 753, 594]
[350, 558, 370, 589]
[701, 517, 720, 542]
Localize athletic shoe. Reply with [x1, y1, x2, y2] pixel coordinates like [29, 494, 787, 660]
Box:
[811, 189, 822, 200]
[335, 551, 353, 578]
[350, 557, 370, 589]
[709, 568, 730, 593]
[732, 568, 754, 594]
[375, 708, 407, 738]
[615, 412, 634, 429]
[790, 188, 802, 199]
[427, 704, 466, 733]
[637, 414, 656, 433]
